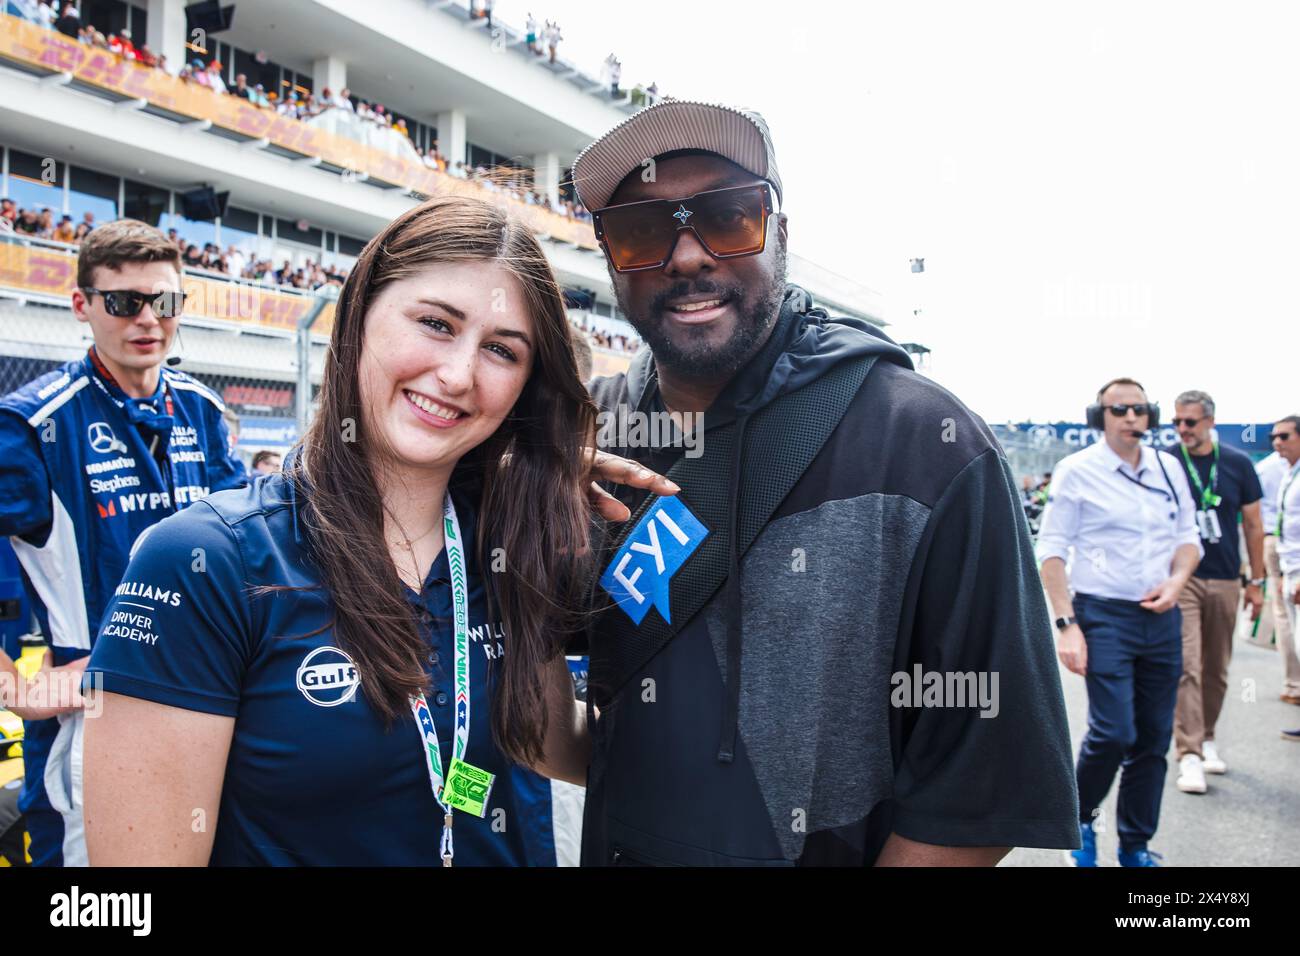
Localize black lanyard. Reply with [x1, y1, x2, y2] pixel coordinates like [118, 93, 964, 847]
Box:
[1116, 454, 1180, 514]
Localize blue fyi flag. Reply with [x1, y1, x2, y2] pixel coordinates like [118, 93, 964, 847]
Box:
[600, 495, 708, 625]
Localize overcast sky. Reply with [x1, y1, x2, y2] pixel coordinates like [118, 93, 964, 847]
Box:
[504, 0, 1299, 425]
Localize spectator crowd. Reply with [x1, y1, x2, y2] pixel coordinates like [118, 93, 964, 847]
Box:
[569, 315, 640, 355]
[12, 0, 624, 248]
[2, 198, 350, 292]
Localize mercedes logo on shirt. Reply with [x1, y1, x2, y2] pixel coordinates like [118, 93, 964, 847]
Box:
[87, 421, 129, 456]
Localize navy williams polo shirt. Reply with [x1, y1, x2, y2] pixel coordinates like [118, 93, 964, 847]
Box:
[87, 466, 557, 866]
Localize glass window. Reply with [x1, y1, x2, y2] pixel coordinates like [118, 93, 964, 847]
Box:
[123, 179, 167, 227]
[322, 250, 357, 273]
[6, 149, 63, 217]
[338, 234, 367, 257]
[130, 4, 148, 46]
[162, 212, 218, 253]
[221, 205, 258, 235]
[271, 243, 319, 279]
[232, 47, 278, 92]
[276, 217, 322, 251]
[279, 72, 311, 103]
[69, 165, 119, 225]
[81, 0, 130, 37]
[217, 205, 261, 259]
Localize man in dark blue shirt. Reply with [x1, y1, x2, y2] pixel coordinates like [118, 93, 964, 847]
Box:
[1170, 390, 1264, 795]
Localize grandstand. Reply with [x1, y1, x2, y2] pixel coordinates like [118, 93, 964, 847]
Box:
[0, 0, 889, 459]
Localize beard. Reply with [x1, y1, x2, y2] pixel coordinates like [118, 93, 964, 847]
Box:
[612, 234, 788, 381]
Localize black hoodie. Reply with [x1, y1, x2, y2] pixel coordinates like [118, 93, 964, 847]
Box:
[582, 285, 1079, 866]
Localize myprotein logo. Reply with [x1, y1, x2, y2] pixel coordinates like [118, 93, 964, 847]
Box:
[296, 647, 360, 707]
[87, 421, 128, 456]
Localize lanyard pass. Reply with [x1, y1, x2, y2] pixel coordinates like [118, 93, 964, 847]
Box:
[443, 756, 496, 818]
[409, 490, 497, 866]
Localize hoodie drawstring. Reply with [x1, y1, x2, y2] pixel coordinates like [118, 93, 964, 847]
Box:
[717, 412, 749, 763]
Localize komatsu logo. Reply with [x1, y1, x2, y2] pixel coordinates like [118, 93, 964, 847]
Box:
[296, 647, 360, 707]
[85, 456, 136, 475]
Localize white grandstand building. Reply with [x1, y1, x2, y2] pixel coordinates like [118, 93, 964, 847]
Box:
[0, 0, 888, 458]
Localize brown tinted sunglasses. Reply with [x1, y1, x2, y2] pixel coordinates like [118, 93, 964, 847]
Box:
[592, 183, 775, 273]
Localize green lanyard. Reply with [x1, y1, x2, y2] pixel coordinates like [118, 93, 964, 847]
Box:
[1279, 464, 1300, 538]
[1179, 441, 1220, 511]
[408, 491, 496, 866]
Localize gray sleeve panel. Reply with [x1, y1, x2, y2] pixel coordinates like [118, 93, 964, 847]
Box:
[706, 491, 932, 860]
[891, 449, 1080, 849]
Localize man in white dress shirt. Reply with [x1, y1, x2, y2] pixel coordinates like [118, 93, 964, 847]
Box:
[1268, 417, 1300, 740]
[1038, 377, 1202, 866]
[1257, 429, 1300, 705]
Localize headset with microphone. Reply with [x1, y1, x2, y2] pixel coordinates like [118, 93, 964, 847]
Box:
[1084, 378, 1160, 432]
[1085, 379, 1178, 515]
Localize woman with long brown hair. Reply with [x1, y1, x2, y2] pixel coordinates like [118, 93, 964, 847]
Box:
[79, 195, 674, 865]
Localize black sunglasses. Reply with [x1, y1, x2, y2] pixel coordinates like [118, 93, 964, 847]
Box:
[1105, 403, 1154, 417]
[1171, 417, 1204, 428]
[82, 288, 188, 319]
[1272, 432, 1296, 441]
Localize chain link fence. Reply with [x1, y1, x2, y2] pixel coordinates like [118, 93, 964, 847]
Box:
[996, 424, 1075, 487]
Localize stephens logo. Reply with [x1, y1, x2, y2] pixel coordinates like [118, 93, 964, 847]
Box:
[296, 647, 360, 707]
[87, 421, 128, 456]
[89, 474, 141, 495]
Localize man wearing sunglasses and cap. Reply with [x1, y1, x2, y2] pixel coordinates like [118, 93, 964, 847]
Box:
[0, 219, 246, 866]
[574, 101, 1079, 866]
[1037, 378, 1201, 866]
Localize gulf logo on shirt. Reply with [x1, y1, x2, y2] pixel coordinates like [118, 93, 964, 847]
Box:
[296, 647, 361, 707]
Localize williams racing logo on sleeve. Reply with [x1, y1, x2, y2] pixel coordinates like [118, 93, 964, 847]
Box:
[599, 495, 708, 625]
[296, 647, 361, 707]
[102, 581, 184, 646]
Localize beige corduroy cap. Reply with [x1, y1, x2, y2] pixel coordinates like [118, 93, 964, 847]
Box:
[572, 100, 783, 212]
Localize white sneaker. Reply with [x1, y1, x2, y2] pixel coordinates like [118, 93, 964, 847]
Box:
[1202, 741, 1226, 774]
[1177, 754, 1208, 793]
